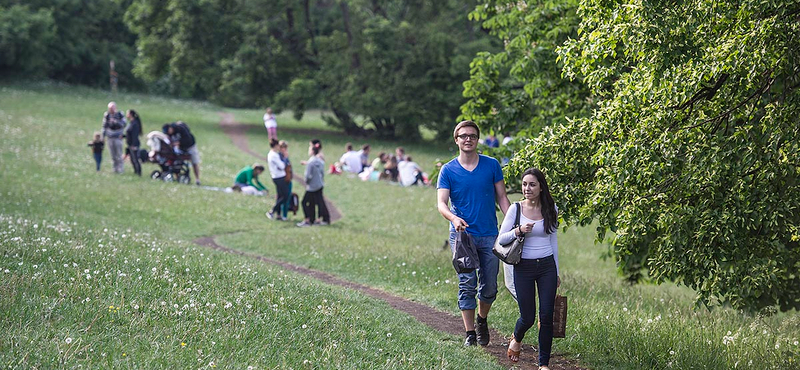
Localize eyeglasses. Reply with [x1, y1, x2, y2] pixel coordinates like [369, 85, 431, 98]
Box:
[457, 134, 479, 141]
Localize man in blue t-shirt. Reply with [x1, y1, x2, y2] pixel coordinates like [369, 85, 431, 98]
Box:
[437, 120, 511, 347]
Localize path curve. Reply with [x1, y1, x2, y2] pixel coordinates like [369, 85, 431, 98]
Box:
[219, 112, 342, 222]
[210, 113, 585, 369]
[194, 236, 585, 370]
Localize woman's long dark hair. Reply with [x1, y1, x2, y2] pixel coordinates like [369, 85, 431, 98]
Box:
[522, 168, 558, 234]
[128, 109, 142, 136]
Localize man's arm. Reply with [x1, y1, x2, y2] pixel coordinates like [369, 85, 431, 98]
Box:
[494, 180, 511, 214]
[437, 188, 468, 231]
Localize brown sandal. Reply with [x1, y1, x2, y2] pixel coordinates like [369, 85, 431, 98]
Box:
[507, 337, 521, 363]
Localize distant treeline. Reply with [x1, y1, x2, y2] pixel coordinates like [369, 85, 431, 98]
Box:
[0, 0, 498, 139]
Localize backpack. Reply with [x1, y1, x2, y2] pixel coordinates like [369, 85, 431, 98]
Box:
[290, 193, 299, 214]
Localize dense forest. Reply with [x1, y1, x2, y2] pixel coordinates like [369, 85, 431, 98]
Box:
[0, 0, 497, 139]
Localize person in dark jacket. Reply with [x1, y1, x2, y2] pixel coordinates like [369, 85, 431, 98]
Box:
[125, 109, 143, 176]
[88, 132, 104, 171]
[164, 121, 201, 185]
[102, 101, 126, 173]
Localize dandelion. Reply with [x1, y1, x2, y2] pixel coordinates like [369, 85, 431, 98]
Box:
[65, 337, 73, 344]
[122, 353, 126, 357]
[181, 342, 187, 347]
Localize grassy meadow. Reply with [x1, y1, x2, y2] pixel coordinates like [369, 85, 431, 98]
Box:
[1, 82, 799, 369]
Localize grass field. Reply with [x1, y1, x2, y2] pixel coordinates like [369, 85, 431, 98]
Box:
[1, 82, 799, 369]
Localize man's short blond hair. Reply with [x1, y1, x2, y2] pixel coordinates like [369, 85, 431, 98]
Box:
[453, 120, 480, 139]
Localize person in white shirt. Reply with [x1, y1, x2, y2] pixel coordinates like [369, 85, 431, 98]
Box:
[398, 156, 424, 186]
[263, 107, 278, 142]
[266, 139, 288, 220]
[338, 143, 363, 174]
[502, 133, 513, 145]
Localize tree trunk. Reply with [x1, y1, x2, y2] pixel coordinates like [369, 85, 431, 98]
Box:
[339, 1, 361, 69]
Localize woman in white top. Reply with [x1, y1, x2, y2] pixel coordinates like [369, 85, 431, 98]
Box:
[499, 168, 560, 368]
[267, 139, 288, 220]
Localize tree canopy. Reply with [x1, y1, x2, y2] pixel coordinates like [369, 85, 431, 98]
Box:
[125, 0, 497, 139]
[0, 0, 139, 87]
[467, 0, 800, 312]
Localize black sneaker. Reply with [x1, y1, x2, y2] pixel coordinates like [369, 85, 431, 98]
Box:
[464, 333, 477, 347]
[475, 315, 489, 346]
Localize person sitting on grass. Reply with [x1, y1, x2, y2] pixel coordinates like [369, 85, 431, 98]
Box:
[338, 143, 363, 174]
[233, 163, 268, 196]
[398, 156, 425, 186]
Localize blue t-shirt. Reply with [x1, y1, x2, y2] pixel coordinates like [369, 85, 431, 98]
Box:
[437, 155, 504, 236]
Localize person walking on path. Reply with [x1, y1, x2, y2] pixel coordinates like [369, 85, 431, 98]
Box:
[297, 139, 330, 227]
[88, 132, 104, 172]
[267, 139, 289, 220]
[234, 164, 268, 195]
[125, 109, 143, 176]
[437, 120, 511, 347]
[102, 101, 126, 173]
[279, 140, 294, 219]
[498, 168, 560, 368]
[263, 107, 278, 141]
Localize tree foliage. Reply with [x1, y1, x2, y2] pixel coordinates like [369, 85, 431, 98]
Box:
[126, 0, 496, 138]
[460, 0, 593, 138]
[490, 0, 800, 312]
[0, 0, 139, 87]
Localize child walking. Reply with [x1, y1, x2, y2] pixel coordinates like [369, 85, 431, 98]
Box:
[88, 132, 104, 171]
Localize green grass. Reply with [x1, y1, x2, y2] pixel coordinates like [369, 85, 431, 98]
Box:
[1, 82, 799, 369]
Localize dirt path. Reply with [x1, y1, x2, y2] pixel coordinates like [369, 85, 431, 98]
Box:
[210, 113, 586, 369]
[218, 112, 342, 222]
[194, 236, 585, 370]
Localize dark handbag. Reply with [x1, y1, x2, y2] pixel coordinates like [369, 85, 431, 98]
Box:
[493, 203, 524, 264]
[452, 231, 480, 273]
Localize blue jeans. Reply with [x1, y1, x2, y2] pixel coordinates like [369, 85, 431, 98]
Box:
[449, 232, 499, 310]
[513, 255, 558, 366]
[93, 153, 102, 171]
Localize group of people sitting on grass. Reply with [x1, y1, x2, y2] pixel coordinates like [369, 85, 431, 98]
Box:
[90, 101, 203, 185]
[233, 138, 330, 227]
[333, 143, 427, 186]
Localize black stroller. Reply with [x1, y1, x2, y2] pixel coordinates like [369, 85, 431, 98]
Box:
[144, 135, 192, 185]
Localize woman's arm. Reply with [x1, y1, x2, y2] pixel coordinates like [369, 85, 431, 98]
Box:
[497, 203, 520, 245]
[551, 227, 559, 276]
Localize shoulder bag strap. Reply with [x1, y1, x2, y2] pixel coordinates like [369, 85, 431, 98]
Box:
[514, 202, 521, 228]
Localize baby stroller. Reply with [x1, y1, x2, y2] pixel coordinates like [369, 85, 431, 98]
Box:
[145, 131, 193, 185]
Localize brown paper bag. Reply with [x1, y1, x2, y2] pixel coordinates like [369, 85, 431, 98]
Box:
[538, 295, 568, 338]
[553, 295, 567, 338]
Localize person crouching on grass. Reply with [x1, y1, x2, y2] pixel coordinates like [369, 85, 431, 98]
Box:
[499, 168, 560, 368]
